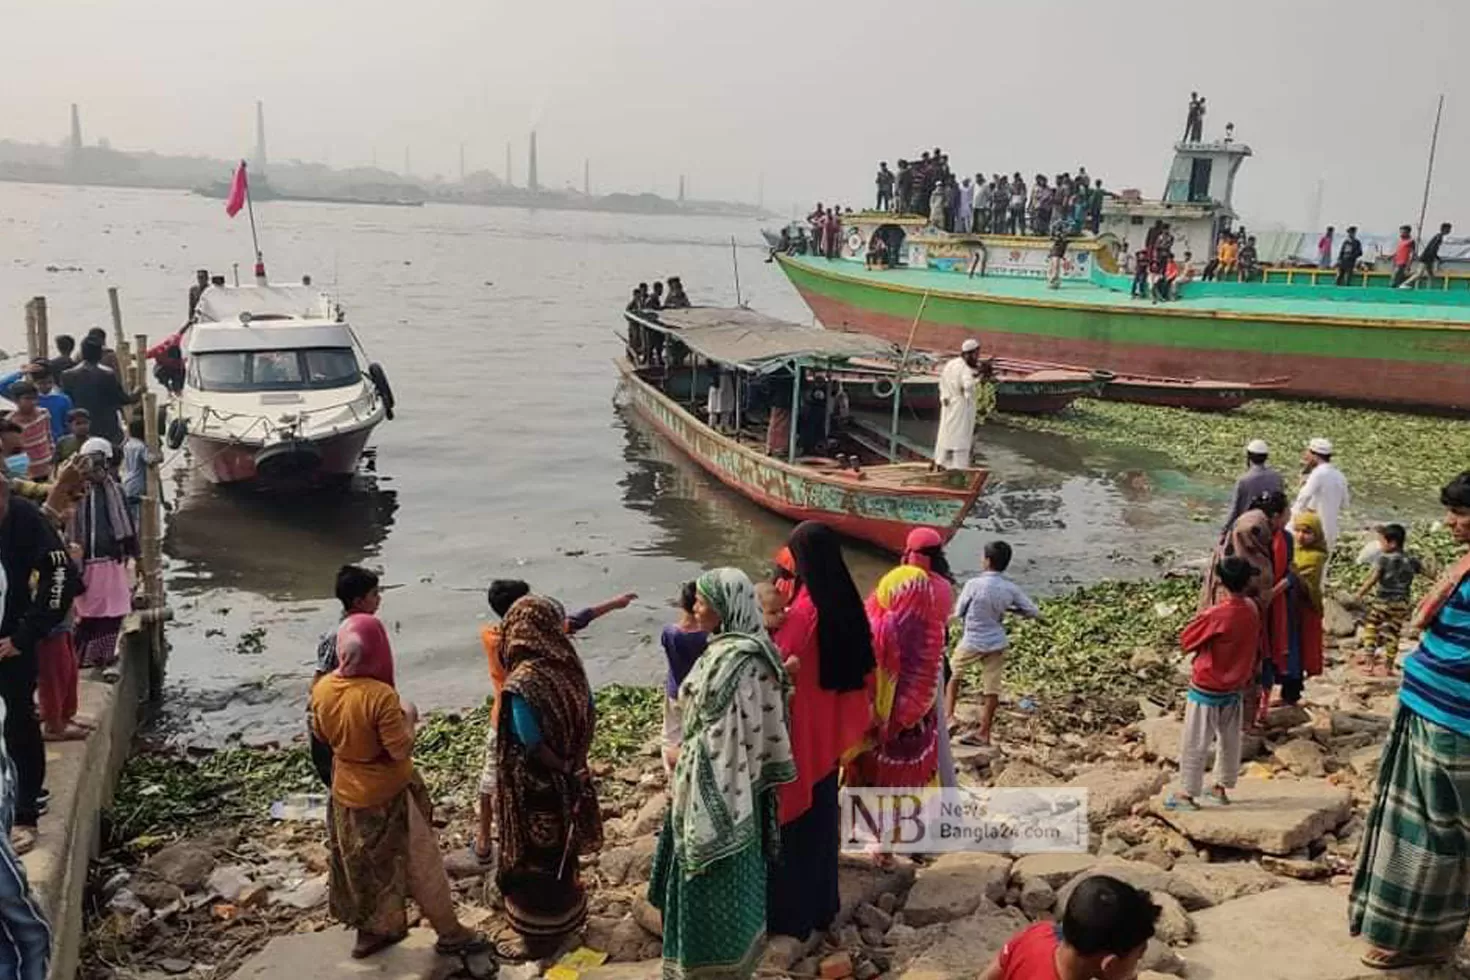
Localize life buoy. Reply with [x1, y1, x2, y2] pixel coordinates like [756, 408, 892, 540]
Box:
[871, 378, 896, 400]
[368, 363, 396, 420]
[166, 417, 187, 450]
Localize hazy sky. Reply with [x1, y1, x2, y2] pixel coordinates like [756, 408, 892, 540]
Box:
[4, 0, 1469, 230]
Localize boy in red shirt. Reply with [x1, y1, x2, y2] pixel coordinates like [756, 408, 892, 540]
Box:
[1168, 556, 1260, 809]
[979, 875, 1159, 980]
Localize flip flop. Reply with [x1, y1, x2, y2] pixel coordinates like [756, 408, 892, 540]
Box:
[43, 723, 91, 742]
[1163, 794, 1200, 811]
[10, 827, 36, 855]
[1359, 946, 1448, 970]
[1209, 787, 1231, 806]
[351, 931, 407, 959]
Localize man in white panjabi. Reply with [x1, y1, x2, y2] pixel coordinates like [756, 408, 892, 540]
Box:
[934, 339, 983, 470]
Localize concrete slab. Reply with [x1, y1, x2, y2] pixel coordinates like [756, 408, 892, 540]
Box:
[1184, 887, 1458, 980]
[26, 632, 150, 980]
[1149, 778, 1352, 856]
[232, 927, 455, 980]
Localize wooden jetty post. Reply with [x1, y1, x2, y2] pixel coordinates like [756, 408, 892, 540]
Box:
[32, 297, 48, 363]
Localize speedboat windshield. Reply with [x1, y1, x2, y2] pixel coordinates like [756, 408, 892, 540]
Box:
[190, 347, 361, 393]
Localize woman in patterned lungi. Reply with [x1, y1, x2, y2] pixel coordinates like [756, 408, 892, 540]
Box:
[649, 568, 796, 980]
[68, 439, 136, 669]
[1350, 470, 1470, 970]
[311, 611, 486, 959]
[492, 595, 603, 961]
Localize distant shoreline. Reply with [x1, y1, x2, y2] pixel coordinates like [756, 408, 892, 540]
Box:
[0, 170, 774, 220]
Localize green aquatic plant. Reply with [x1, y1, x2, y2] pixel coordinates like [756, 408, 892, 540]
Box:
[998, 399, 1470, 501]
[109, 685, 666, 846]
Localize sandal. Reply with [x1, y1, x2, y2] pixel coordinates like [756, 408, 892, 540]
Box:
[351, 931, 408, 959]
[1163, 794, 1200, 811]
[1209, 786, 1231, 806]
[487, 925, 533, 962]
[43, 723, 91, 742]
[1359, 945, 1448, 970]
[436, 931, 493, 958]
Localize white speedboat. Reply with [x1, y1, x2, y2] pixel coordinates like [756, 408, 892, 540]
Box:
[169, 282, 394, 486]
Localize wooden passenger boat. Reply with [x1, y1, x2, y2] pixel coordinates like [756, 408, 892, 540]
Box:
[619, 307, 987, 553]
[1095, 372, 1288, 411]
[836, 355, 1100, 416]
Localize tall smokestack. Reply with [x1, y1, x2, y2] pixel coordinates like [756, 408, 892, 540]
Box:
[404, 147, 411, 177]
[68, 104, 83, 152]
[528, 131, 539, 193]
[678, 175, 685, 202]
[505, 141, 513, 188]
[459, 143, 466, 183]
[583, 159, 590, 196]
[254, 100, 267, 173]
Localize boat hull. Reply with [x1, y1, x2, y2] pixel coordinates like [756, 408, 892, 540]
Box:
[616, 361, 985, 552]
[846, 380, 1093, 415]
[1098, 380, 1276, 411]
[186, 424, 377, 487]
[776, 255, 1470, 412]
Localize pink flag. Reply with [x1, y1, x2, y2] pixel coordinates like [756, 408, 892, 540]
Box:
[225, 161, 248, 217]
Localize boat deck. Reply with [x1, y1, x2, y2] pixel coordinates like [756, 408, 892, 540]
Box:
[781, 254, 1470, 328]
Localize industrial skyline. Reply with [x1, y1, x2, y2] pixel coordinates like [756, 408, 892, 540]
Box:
[16, 101, 736, 203]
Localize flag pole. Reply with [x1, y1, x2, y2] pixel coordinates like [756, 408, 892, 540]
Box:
[241, 161, 265, 281]
[1416, 94, 1444, 243]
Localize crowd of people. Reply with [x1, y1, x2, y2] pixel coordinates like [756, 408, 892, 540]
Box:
[0, 303, 189, 974]
[874, 151, 1108, 238]
[301, 514, 1119, 975]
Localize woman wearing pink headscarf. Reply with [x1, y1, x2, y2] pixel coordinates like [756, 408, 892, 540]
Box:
[311, 610, 486, 960]
[901, 528, 958, 788]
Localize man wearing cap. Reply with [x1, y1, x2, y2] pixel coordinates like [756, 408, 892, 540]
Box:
[1221, 438, 1285, 540]
[934, 339, 982, 470]
[1292, 437, 1350, 549]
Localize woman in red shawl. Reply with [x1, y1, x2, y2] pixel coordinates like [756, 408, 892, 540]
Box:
[769, 521, 875, 940]
[1202, 491, 1291, 732]
[310, 611, 486, 959]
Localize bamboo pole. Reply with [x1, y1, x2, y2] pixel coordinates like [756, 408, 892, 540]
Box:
[134, 332, 150, 427]
[24, 300, 37, 362]
[890, 292, 931, 460]
[141, 389, 166, 693]
[32, 297, 48, 363]
[107, 287, 124, 349]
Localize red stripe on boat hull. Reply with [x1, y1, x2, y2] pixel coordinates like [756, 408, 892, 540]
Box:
[795, 288, 1470, 411]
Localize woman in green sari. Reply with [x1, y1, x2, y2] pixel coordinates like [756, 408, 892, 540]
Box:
[649, 568, 796, 980]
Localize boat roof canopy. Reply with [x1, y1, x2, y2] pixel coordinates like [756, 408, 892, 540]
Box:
[187, 321, 358, 354]
[194, 284, 335, 325]
[628, 307, 894, 374]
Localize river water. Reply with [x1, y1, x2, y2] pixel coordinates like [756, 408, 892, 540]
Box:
[0, 181, 1230, 745]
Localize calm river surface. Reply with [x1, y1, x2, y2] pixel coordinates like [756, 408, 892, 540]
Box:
[0, 181, 1227, 744]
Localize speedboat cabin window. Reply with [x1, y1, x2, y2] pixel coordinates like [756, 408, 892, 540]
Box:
[190, 348, 362, 392]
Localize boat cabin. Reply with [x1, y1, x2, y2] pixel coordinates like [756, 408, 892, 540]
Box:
[187, 284, 368, 395]
[623, 307, 975, 471]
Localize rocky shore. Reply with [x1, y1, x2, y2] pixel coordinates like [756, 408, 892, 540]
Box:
[79, 524, 1465, 980]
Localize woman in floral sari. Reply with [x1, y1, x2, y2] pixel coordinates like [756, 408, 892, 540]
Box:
[649, 568, 795, 980]
[844, 564, 944, 789]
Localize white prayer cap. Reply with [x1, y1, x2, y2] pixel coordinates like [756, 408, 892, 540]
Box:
[80, 437, 114, 458]
[960, 339, 980, 353]
[1306, 437, 1334, 457]
[1245, 439, 1269, 456]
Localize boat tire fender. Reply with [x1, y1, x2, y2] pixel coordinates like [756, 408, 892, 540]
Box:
[166, 417, 188, 451]
[369, 363, 396, 420]
[870, 378, 896, 400]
